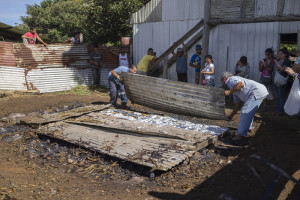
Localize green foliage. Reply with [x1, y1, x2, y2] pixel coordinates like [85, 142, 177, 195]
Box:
[85, 0, 144, 45]
[21, 0, 150, 44]
[21, 0, 90, 43]
[280, 43, 298, 55]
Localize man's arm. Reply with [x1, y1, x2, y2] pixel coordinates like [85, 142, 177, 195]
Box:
[64, 38, 73, 43]
[171, 50, 176, 57]
[224, 81, 244, 96]
[21, 34, 32, 41]
[36, 35, 47, 47]
[183, 43, 187, 59]
[228, 101, 240, 120]
[285, 67, 300, 80]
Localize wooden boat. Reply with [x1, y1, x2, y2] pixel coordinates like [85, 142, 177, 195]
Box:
[122, 73, 226, 120]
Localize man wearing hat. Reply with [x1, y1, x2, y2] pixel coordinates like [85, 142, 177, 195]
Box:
[189, 44, 202, 84]
[171, 43, 188, 82]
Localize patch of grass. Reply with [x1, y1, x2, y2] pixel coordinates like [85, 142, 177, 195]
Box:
[57, 84, 109, 96]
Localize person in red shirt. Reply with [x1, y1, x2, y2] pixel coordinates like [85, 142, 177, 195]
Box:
[21, 26, 47, 47]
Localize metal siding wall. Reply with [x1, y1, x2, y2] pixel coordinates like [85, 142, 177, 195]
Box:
[209, 22, 280, 87]
[131, 0, 162, 24]
[26, 68, 93, 93]
[279, 21, 300, 33]
[133, 23, 154, 66]
[0, 66, 27, 90]
[162, 0, 204, 21]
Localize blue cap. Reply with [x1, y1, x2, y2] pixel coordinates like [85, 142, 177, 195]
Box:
[195, 45, 202, 50]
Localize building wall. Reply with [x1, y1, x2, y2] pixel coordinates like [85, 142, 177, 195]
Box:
[132, 0, 300, 86]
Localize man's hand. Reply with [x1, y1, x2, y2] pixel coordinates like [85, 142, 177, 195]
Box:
[224, 90, 231, 96]
[227, 115, 233, 121]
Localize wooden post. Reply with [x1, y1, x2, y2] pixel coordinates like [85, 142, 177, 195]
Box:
[153, 19, 204, 67]
[200, 0, 211, 84]
[240, 0, 247, 18]
[162, 57, 168, 79]
[276, 0, 285, 16]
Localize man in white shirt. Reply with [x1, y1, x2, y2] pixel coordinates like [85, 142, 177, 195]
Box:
[221, 72, 268, 140]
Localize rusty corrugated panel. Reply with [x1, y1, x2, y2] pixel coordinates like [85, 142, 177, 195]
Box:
[123, 73, 227, 120]
[13, 43, 90, 68]
[0, 42, 16, 67]
[0, 66, 27, 90]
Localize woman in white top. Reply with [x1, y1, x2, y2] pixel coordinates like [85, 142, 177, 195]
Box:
[119, 47, 129, 67]
[201, 55, 215, 87]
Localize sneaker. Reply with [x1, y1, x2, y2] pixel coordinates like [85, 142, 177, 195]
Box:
[232, 135, 246, 141]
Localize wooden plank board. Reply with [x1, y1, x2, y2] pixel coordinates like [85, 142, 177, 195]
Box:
[20, 104, 111, 125]
[37, 122, 197, 171]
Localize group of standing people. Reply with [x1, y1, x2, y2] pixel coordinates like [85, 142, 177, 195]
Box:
[172, 44, 215, 87]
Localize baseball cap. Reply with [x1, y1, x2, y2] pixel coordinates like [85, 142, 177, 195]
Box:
[195, 45, 202, 50]
[177, 48, 183, 53]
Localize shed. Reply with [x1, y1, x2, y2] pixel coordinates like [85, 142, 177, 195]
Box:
[131, 0, 300, 86]
[0, 22, 25, 42]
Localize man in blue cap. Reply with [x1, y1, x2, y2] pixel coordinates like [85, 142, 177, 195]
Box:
[189, 44, 202, 84]
[171, 43, 188, 82]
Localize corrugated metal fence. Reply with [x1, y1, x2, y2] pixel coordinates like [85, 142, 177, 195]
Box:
[0, 42, 122, 93]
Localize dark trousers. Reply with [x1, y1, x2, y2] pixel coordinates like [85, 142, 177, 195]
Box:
[177, 73, 187, 82]
[92, 67, 100, 85]
[108, 77, 128, 106]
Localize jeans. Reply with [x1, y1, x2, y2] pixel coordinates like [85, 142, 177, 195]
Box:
[177, 73, 187, 82]
[195, 71, 200, 85]
[237, 96, 264, 136]
[205, 79, 215, 87]
[273, 84, 286, 113]
[92, 66, 100, 85]
[108, 77, 128, 106]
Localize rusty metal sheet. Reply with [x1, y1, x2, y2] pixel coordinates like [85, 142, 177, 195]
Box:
[13, 43, 90, 68]
[20, 104, 110, 125]
[122, 73, 227, 120]
[34, 106, 227, 171]
[38, 122, 197, 171]
[0, 41, 16, 67]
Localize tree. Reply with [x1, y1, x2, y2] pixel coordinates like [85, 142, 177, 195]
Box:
[21, 0, 150, 44]
[21, 0, 90, 43]
[85, 0, 145, 45]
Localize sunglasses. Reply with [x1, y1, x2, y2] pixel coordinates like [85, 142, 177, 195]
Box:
[265, 53, 270, 56]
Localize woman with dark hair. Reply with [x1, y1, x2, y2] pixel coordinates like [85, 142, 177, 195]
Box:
[273, 48, 292, 115]
[259, 48, 276, 111]
[201, 55, 215, 87]
[234, 56, 250, 79]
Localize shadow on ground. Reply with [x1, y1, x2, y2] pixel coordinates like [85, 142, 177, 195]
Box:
[148, 112, 300, 200]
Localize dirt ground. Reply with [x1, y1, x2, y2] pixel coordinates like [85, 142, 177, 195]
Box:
[0, 89, 299, 200]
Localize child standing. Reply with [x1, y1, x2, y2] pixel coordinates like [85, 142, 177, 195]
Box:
[201, 55, 215, 87]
